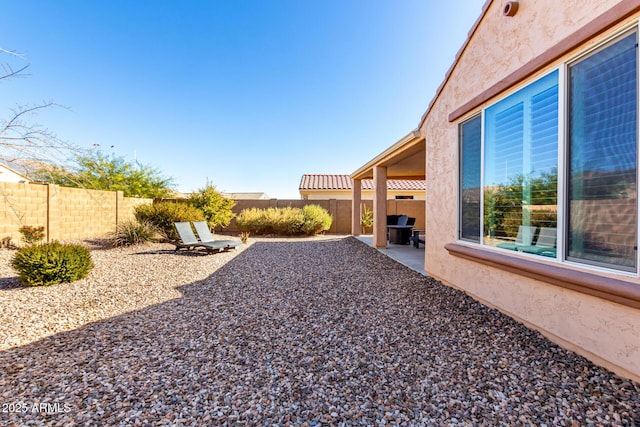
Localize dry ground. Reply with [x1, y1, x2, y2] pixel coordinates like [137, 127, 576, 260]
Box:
[0, 236, 638, 425]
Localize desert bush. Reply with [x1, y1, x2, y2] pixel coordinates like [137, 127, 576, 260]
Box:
[19, 225, 45, 245]
[274, 207, 305, 235]
[188, 184, 236, 230]
[237, 207, 302, 235]
[301, 204, 333, 235]
[134, 201, 205, 240]
[237, 205, 332, 236]
[110, 220, 159, 247]
[11, 242, 94, 286]
[236, 208, 263, 233]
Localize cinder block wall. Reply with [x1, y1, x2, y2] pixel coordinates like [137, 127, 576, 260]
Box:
[53, 186, 117, 240]
[0, 182, 153, 244]
[0, 182, 48, 243]
[118, 193, 153, 224]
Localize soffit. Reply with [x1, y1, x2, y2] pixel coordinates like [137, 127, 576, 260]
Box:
[351, 131, 425, 180]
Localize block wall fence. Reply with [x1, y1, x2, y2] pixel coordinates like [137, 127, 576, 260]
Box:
[1, 182, 152, 244]
[1, 181, 425, 243]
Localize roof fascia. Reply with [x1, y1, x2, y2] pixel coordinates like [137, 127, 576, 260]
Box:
[417, 0, 493, 133]
[351, 130, 423, 180]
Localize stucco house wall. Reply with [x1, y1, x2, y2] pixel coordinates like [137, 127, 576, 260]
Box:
[0, 164, 31, 183]
[421, 0, 640, 380]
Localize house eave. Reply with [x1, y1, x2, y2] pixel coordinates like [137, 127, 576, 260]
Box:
[351, 130, 424, 181]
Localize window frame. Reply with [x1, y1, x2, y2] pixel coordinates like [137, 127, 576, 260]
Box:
[456, 25, 639, 277]
[564, 28, 639, 273]
[458, 113, 482, 243]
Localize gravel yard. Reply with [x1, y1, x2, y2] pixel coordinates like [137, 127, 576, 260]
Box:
[0, 236, 638, 426]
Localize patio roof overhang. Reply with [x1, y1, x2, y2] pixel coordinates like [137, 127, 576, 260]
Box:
[350, 130, 426, 249]
[351, 130, 425, 181]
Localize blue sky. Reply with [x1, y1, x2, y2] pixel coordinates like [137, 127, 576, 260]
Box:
[1, 0, 483, 198]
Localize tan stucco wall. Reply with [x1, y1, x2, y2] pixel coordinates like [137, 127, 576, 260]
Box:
[300, 189, 425, 200]
[0, 165, 30, 183]
[421, 0, 640, 380]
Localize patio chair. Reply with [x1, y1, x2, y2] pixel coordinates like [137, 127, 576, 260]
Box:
[518, 227, 557, 257]
[410, 229, 425, 248]
[387, 215, 401, 226]
[496, 225, 537, 251]
[173, 222, 239, 253]
[192, 221, 241, 250]
[387, 215, 414, 244]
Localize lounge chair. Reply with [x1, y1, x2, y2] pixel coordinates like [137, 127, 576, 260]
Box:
[173, 222, 239, 253]
[192, 221, 241, 250]
[496, 225, 537, 251]
[518, 227, 557, 257]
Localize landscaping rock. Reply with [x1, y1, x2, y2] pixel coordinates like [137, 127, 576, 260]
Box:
[0, 236, 638, 425]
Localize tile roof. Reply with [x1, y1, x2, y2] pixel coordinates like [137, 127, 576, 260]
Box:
[299, 174, 425, 191]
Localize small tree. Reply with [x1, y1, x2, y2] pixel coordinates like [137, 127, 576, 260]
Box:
[188, 184, 236, 231]
[32, 149, 175, 198]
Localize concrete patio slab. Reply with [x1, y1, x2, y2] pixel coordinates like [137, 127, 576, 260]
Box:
[356, 235, 426, 275]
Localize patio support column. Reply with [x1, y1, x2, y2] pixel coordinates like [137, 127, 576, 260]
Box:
[373, 165, 387, 248]
[351, 178, 362, 236]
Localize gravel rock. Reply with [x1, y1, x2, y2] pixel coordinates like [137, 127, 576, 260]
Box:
[0, 236, 638, 426]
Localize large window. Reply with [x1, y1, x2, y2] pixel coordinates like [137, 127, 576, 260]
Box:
[459, 115, 482, 242]
[568, 31, 638, 271]
[484, 71, 559, 256]
[458, 30, 638, 273]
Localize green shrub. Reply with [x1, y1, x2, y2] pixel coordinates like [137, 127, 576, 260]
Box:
[19, 225, 46, 245]
[302, 204, 333, 235]
[273, 207, 305, 235]
[188, 184, 236, 230]
[360, 204, 373, 234]
[110, 220, 159, 247]
[236, 207, 270, 234]
[134, 201, 205, 240]
[236, 208, 268, 234]
[237, 205, 332, 236]
[237, 207, 301, 235]
[11, 242, 94, 287]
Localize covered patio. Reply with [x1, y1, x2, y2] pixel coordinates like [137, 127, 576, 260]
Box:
[351, 130, 426, 249]
[355, 234, 426, 274]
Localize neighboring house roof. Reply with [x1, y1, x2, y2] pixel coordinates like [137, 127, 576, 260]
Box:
[0, 162, 32, 183]
[221, 192, 270, 200]
[169, 191, 269, 200]
[299, 174, 425, 191]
